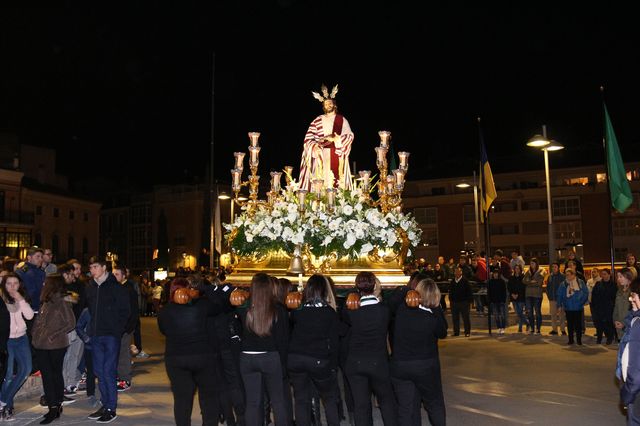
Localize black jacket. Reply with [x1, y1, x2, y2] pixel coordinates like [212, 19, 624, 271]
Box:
[85, 273, 130, 338]
[392, 304, 447, 361]
[448, 277, 473, 303]
[123, 280, 139, 334]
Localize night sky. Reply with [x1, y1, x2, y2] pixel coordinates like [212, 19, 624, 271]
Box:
[2, 3, 640, 189]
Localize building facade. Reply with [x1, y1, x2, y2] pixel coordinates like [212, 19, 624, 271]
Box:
[403, 162, 640, 265]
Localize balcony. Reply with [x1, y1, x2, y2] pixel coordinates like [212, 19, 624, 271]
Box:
[0, 210, 35, 225]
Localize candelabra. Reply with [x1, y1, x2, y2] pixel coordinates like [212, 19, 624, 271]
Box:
[230, 132, 288, 215]
[362, 131, 410, 213]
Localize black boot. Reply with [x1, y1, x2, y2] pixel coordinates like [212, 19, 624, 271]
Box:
[40, 406, 61, 424]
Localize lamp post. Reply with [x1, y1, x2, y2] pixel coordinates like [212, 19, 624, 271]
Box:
[456, 170, 481, 250]
[527, 125, 564, 264]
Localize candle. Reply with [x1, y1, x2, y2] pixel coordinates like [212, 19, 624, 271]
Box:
[311, 179, 324, 198]
[271, 171, 282, 193]
[398, 151, 410, 171]
[359, 170, 371, 192]
[248, 132, 261, 147]
[386, 175, 395, 193]
[234, 152, 245, 171]
[297, 189, 308, 211]
[378, 131, 391, 149]
[249, 146, 261, 167]
[231, 169, 242, 191]
[325, 188, 335, 209]
[393, 169, 405, 189]
[375, 146, 387, 167]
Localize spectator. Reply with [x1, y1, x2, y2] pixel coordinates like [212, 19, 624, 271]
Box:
[586, 267, 601, 303]
[449, 267, 473, 337]
[41, 249, 57, 276]
[112, 265, 139, 392]
[615, 268, 634, 341]
[510, 251, 525, 272]
[508, 265, 528, 333]
[591, 268, 617, 345]
[15, 247, 45, 312]
[152, 281, 163, 315]
[557, 268, 588, 345]
[523, 258, 546, 335]
[546, 262, 566, 336]
[618, 278, 640, 423]
[488, 268, 507, 334]
[626, 253, 640, 279]
[0, 273, 34, 421]
[564, 251, 584, 277]
[84, 256, 130, 423]
[58, 264, 85, 397]
[75, 308, 98, 406]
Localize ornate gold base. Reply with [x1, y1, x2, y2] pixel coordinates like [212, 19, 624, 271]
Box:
[226, 250, 408, 288]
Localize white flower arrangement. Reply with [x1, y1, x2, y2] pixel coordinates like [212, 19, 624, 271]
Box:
[225, 181, 422, 262]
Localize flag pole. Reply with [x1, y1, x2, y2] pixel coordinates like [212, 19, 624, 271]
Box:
[478, 117, 492, 335]
[601, 86, 616, 274]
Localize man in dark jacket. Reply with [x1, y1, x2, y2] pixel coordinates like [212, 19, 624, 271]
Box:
[85, 256, 130, 423]
[449, 267, 473, 337]
[16, 247, 45, 312]
[112, 265, 139, 392]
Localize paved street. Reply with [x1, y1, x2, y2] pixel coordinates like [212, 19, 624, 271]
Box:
[10, 309, 625, 425]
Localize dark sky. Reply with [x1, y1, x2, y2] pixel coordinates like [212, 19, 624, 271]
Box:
[2, 3, 640, 188]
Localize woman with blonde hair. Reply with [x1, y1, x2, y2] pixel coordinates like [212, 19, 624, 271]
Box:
[391, 278, 447, 425]
[615, 268, 635, 341]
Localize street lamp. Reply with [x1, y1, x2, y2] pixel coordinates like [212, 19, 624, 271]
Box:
[456, 171, 480, 251]
[527, 125, 564, 264]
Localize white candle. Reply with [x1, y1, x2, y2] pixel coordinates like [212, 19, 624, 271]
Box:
[248, 132, 261, 147]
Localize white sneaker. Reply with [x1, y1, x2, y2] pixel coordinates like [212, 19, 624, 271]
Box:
[136, 350, 150, 358]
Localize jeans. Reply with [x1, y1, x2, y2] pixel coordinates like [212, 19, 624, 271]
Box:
[92, 335, 120, 411]
[63, 331, 83, 388]
[526, 297, 543, 332]
[512, 301, 528, 331]
[491, 303, 506, 329]
[0, 335, 33, 409]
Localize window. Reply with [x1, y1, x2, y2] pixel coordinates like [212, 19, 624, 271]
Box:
[53, 208, 59, 218]
[431, 187, 445, 196]
[597, 173, 607, 183]
[522, 221, 547, 235]
[420, 228, 438, 246]
[555, 222, 582, 239]
[523, 244, 549, 264]
[492, 201, 518, 212]
[82, 237, 88, 255]
[51, 235, 59, 255]
[615, 248, 629, 262]
[34, 233, 42, 247]
[613, 218, 640, 237]
[36, 206, 42, 215]
[413, 207, 437, 225]
[553, 197, 580, 218]
[522, 200, 547, 210]
[69, 210, 75, 220]
[68, 236, 75, 258]
[563, 177, 589, 186]
[463, 205, 476, 222]
[489, 223, 519, 235]
[83, 212, 89, 222]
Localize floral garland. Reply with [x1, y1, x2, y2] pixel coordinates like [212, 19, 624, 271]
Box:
[224, 183, 422, 262]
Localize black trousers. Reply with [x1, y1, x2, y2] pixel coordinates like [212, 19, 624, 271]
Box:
[345, 355, 397, 426]
[219, 347, 245, 426]
[240, 352, 289, 426]
[566, 310, 583, 344]
[593, 313, 615, 343]
[451, 301, 471, 335]
[84, 348, 96, 397]
[287, 353, 340, 426]
[165, 353, 220, 426]
[36, 347, 67, 407]
[391, 359, 446, 426]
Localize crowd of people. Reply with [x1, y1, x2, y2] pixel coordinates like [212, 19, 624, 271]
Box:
[3, 246, 640, 424]
[0, 247, 150, 424]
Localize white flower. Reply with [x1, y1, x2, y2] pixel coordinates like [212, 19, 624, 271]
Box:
[342, 205, 353, 216]
[322, 236, 333, 246]
[354, 203, 363, 212]
[343, 233, 357, 249]
[245, 233, 254, 243]
[407, 249, 412, 257]
[287, 203, 298, 214]
[360, 242, 374, 254]
[282, 227, 294, 242]
[386, 230, 397, 247]
[328, 218, 342, 231]
[292, 231, 305, 245]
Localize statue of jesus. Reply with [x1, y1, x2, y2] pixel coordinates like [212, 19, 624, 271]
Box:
[299, 84, 354, 191]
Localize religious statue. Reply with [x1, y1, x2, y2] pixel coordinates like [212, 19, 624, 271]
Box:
[299, 84, 354, 190]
